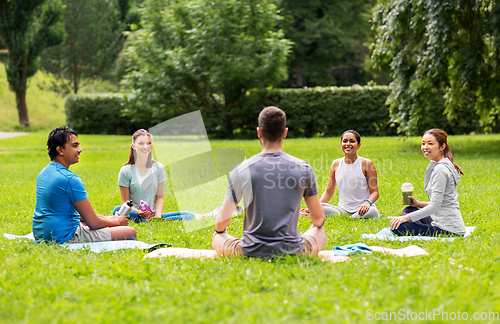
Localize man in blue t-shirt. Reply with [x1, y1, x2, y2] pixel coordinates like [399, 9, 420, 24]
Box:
[212, 107, 327, 258]
[33, 127, 136, 244]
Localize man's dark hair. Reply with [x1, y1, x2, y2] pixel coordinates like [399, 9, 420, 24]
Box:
[47, 127, 78, 160]
[258, 106, 286, 142]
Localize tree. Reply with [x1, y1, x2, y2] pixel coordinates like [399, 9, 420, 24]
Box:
[372, 0, 500, 135]
[0, 0, 65, 127]
[273, 0, 375, 87]
[41, 0, 126, 94]
[122, 0, 291, 138]
[116, 0, 131, 22]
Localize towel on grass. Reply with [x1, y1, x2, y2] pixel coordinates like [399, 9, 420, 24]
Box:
[3, 232, 169, 253]
[361, 226, 475, 242]
[331, 243, 373, 256]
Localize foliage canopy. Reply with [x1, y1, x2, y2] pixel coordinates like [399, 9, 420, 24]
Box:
[0, 0, 65, 127]
[372, 0, 500, 135]
[122, 0, 291, 138]
[41, 0, 128, 94]
[275, 0, 375, 87]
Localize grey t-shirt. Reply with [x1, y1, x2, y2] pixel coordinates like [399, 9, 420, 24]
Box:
[226, 152, 318, 257]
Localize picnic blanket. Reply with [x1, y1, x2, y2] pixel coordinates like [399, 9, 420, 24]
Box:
[360, 226, 476, 242]
[3, 232, 169, 253]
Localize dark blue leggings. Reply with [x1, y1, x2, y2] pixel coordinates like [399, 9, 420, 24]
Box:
[112, 206, 195, 223]
[391, 206, 455, 236]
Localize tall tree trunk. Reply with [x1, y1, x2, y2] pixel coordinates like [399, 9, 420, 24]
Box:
[15, 74, 30, 128]
[73, 68, 80, 94]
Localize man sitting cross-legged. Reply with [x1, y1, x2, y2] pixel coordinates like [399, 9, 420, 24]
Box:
[212, 106, 327, 258]
[33, 127, 136, 244]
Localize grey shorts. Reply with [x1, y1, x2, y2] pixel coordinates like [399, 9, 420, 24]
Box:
[66, 223, 112, 244]
[214, 228, 325, 257]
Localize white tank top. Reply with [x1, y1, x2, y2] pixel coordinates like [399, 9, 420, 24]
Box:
[335, 156, 371, 213]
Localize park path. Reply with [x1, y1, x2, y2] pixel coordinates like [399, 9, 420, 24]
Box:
[0, 132, 28, 140]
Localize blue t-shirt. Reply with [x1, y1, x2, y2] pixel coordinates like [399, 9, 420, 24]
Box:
[33, 162, 88, 243]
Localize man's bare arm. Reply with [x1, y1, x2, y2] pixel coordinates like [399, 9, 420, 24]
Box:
[304, 194, 326, 228]
[73, 199, 129, 229]
[214, 199, 238, 233]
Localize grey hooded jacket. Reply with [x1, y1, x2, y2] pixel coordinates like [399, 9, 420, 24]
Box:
[409, 158, 466, 235]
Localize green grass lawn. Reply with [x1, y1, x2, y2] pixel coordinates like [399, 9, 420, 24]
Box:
[1, 133, 499, 323]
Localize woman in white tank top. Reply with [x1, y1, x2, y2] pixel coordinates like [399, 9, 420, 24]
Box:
[318, 130, 380, 219]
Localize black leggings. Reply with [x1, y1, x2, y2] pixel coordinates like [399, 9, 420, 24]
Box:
[391, 207, 456, 236]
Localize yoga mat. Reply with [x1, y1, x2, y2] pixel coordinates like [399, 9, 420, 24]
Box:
[144, 248, 218, 259]
[361, 226, 475, 242]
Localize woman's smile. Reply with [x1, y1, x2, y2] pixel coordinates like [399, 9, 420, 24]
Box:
[341, 133, 359, 155]
[421, 134, 445, 161]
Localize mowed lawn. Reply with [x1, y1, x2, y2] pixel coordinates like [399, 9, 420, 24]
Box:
[0, 133, 499, 323]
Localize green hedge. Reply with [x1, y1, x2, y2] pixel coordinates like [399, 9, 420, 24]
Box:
[65, 86, 398, 137]
[66, 86, 481, 138]
[66, 86, 483, 137]
[237, 86, 481, 137]
[65, 93, 140, 135]
[236, 86, 396, 138]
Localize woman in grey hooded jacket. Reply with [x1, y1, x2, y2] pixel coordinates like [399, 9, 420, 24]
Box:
[389, 129, 466, 236]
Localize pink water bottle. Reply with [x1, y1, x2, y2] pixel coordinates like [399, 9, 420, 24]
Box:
[139, 200, 154, 219]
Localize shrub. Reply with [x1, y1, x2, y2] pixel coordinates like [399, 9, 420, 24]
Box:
[65, 85, 483, 137]
[235, 86, 397, 138]
[121, 0, 291, 139]
[65, 93, 139, 135]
